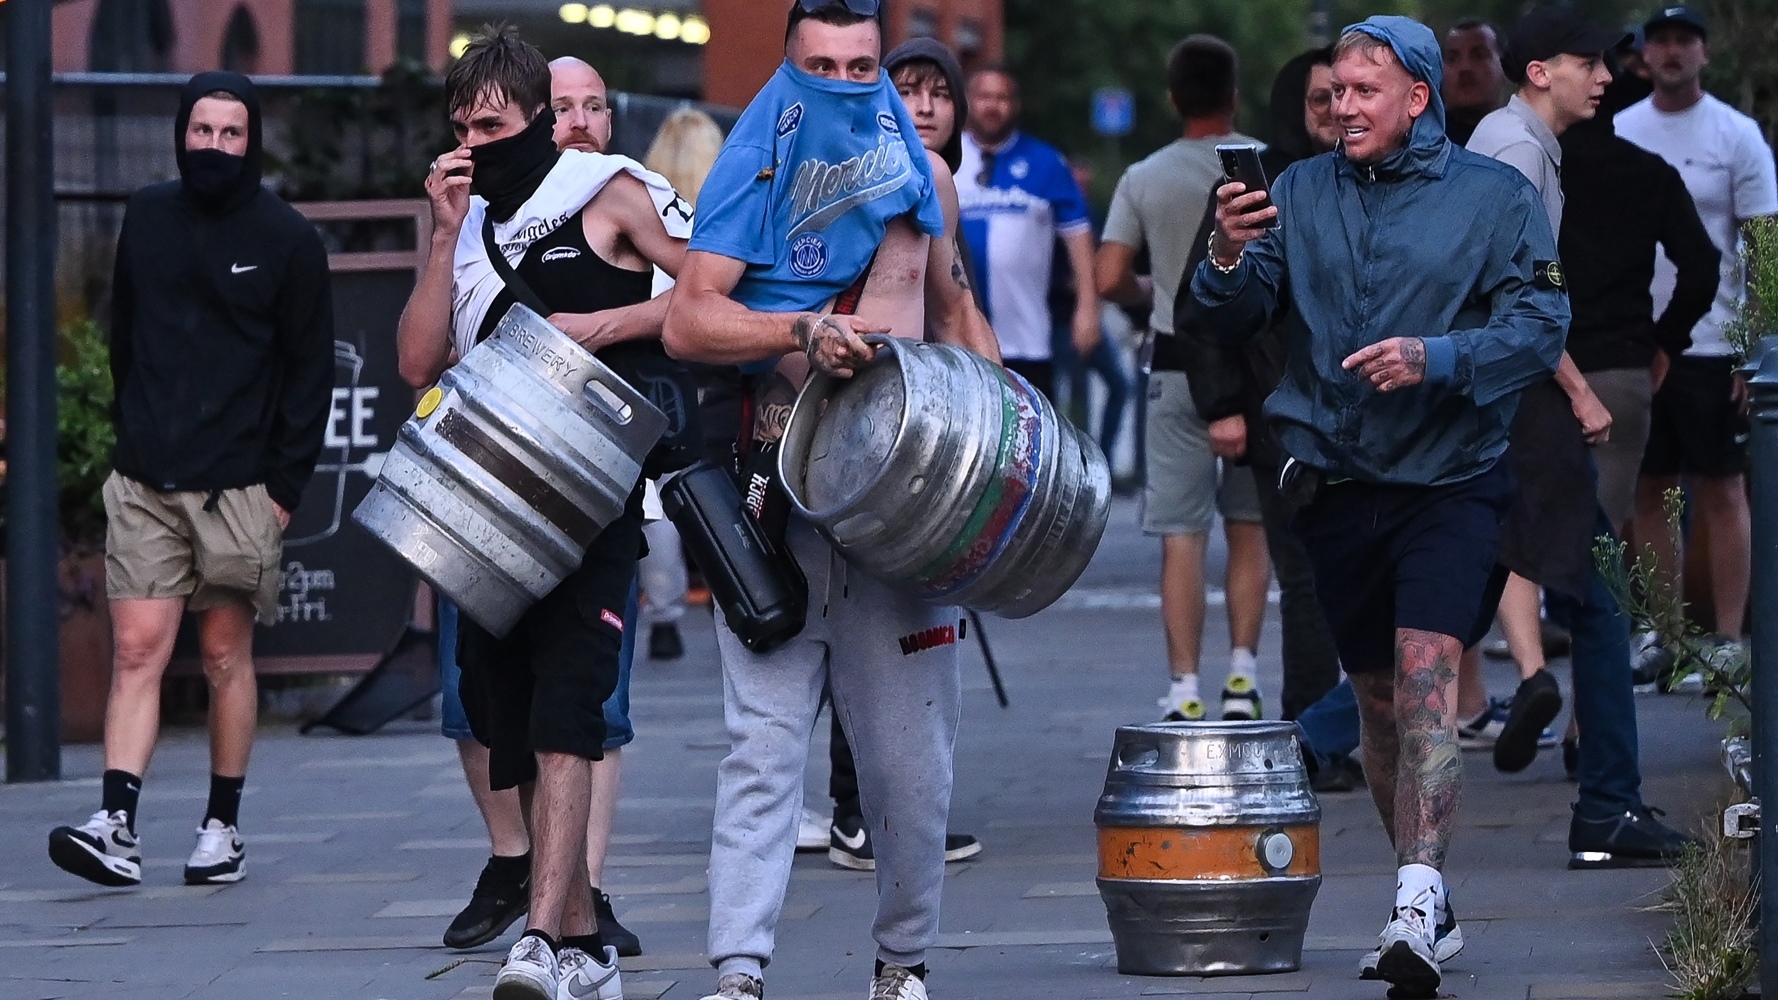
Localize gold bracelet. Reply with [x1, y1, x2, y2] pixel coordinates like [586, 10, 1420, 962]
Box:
[1206, 232, 1242, 274]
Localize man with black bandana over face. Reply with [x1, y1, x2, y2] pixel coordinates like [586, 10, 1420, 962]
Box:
[47, 72, 334, 891]
[396, 24, 694, 1000]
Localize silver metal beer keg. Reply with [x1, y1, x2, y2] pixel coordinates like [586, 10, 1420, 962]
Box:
[1095, 721, 1323, 976]
[777, 337, 1110, 617]
[352, 305, 665, 636]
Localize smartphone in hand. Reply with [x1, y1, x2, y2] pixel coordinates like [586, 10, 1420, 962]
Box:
[1216, 144, 1277, 229]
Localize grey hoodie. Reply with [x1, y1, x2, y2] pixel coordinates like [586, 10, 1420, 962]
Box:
[1191, 15, 1568, 487]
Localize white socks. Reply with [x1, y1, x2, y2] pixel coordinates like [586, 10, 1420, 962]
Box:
[1395, 863, 1444, 918]
[1167, 674, 1201, 703]
[1229, 647, 1258, 680]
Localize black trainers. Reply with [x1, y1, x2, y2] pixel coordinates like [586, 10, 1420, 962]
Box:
[1310, 752, 1365, 793]
[649, 623, 685, 660]
[443, 855, 530, 950]
[593, 887, 642, 957]
[829, 816, 979, 869]
[944, 833, 983, 862]
[829, 813, 875, 871]
[1494, 669, 1562, 773]
[1568, 804, 1698, 869]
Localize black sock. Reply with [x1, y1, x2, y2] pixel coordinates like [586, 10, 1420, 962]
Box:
[875, 960, 927, 980]
[562, 932, 606, 956]
[489, 851, 531, 881]
[204, 774, 246, 829]
[521, 928, 559, 953]
[101, 769, 142, 833]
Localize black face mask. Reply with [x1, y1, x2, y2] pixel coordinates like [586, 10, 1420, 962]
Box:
[182, 148, 248, 206]
[471, 111, 561, 222]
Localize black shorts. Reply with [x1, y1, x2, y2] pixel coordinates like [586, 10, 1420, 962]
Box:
[1642, 356, 1749, 478]
[457, 506, 643, 791]
[1290, 461, 1513, 675]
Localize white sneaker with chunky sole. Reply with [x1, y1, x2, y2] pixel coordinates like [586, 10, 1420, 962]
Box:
[184, 819, 246, 885]
[555, 945, 622, 1000]
[48, 810, 142, 888]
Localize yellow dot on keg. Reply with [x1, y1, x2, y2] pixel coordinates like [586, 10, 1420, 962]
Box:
[416, 387, 443, 420]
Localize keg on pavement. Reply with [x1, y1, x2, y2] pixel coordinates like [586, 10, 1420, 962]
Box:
[1095, 721, 1322, 976]
[352, 305, 666, 637]
[777, 337, 1111, 618]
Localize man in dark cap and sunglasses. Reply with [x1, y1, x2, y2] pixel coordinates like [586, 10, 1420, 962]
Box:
[664, 3, 997, 999]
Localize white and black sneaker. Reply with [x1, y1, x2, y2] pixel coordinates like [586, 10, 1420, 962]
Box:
[1220, 675, 1263, 721]
[555, 944, 623, 1000]
[184, 819, 246, 885]
[1360, 890, 1463, 979]
[870, 964, 928, 1000]
[796, 807, 830, 852]
[495, 934, 561, 1000]
[1371, 889, 1442, 998]
[48, 810, 142, 887]
[830, 814, 875, 871]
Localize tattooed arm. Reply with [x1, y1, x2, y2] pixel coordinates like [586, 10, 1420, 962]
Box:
[924, 148, 1003, 363]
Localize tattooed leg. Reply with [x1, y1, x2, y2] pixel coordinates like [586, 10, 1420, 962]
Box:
[1351, 671, 1401, 847]
[1393, 628, 1464, 870]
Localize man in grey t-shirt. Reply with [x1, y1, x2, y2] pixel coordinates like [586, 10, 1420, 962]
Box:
[1095, 34, 1271, 724]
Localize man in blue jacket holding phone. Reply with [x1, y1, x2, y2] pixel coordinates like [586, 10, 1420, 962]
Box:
[1193, 16, 1566, 998]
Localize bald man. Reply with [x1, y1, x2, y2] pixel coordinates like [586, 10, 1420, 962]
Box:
[550, 56, 612, 154]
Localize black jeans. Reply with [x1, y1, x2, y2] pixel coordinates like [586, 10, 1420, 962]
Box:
[1252, 460, 1342, 720]
[829, 708, 861, 821]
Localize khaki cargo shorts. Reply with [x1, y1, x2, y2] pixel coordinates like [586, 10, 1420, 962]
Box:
[103, 472, 284, 624]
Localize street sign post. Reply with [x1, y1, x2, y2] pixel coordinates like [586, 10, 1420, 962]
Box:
[1092, 87, 1135, 138]
[6, 0, 62, 783]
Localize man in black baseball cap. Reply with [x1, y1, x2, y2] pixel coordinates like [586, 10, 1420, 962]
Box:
[1504, 5, 1632, 87]
[1644, 5, 1707, 40]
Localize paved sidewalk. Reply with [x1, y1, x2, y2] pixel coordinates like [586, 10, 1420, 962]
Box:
[0, 500, 1733, 999]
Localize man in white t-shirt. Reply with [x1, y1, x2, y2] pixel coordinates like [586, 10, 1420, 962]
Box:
[1614, 5, 1778, 643]
[1093, 35, 1271, 725]
[958, 67, 1100, 400]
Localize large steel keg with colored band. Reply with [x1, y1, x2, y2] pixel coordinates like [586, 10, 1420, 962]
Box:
[776, 337, 1110, 617]
[1094, 721, 1322, 976]
[352, 305, 666, 636]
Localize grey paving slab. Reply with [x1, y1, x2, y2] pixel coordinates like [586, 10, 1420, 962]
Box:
[0, 500, 1732, 998]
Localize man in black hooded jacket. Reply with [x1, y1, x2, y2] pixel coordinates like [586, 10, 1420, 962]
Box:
[48, 72, 334, 890]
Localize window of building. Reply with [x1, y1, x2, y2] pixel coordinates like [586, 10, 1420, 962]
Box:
[89, 0, 175, 73]
[908, 8, 938, 39]
[296, 0, 367, 75]
[221, 6, 262, 75]
[955, 17, 984, 58]
[397, 0, 427, 65]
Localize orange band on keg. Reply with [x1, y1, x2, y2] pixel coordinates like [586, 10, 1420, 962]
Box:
[1097, 825, 1321, 880]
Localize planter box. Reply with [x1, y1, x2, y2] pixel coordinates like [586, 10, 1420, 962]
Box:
[57, 549, 113, 744]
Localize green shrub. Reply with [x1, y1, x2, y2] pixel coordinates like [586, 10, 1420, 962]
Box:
[56, 318, 116, 547]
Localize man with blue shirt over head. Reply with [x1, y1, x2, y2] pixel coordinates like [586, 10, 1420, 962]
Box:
[1192, 16, 1567, 998]
[662, 4, 996, 999]
[959, 66, 1099, 400]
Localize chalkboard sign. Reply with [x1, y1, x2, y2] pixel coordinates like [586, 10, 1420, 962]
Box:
[173, 202, 427, 673]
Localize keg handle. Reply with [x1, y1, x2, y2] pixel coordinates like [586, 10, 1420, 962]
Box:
[581, 372, 637, 426]
[1114, 741, 1161, 770]
[777, 335, 907, 523]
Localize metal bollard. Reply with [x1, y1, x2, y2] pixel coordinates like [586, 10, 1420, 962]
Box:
[1745, 335, 1778, 998]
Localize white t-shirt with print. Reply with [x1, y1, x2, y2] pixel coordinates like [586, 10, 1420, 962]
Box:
[1616, 93, 1778, 356]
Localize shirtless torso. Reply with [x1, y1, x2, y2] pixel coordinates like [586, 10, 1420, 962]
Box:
[854, 216, 930, 338]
